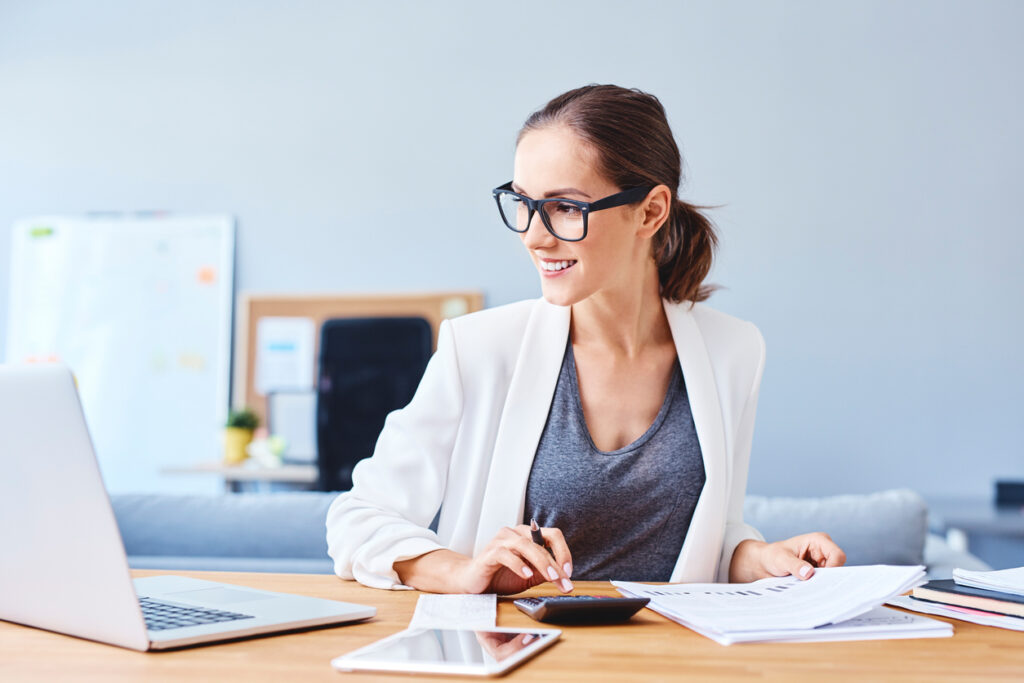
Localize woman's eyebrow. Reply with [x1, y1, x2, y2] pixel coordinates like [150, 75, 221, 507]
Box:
[544, 187, 591, 199]
[511, 183, 592, 199]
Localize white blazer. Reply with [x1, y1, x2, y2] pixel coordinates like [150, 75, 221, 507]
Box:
[326, 297, 766, 589]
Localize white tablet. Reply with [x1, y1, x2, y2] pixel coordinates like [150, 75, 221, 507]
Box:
[331, 626, 561, 677]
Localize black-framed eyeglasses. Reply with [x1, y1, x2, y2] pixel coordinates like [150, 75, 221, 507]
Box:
[491, 182, 654, 242]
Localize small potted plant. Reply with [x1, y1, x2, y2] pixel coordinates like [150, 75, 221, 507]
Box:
[224, 407, 260, 465]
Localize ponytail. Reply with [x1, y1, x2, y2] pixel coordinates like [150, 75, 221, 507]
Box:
[655, 199, 718, 303]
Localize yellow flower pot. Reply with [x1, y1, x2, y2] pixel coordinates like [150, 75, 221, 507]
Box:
[223, 427, 254, 465]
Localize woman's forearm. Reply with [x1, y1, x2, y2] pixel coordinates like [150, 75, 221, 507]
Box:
[394, 548, 471, 593]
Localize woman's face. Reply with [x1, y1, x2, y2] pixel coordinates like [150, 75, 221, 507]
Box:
[513, 125, 655, 308]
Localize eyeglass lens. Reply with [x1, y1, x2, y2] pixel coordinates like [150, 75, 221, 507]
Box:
[496, 193, 585, 241]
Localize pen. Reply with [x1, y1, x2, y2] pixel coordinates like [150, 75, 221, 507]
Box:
[530, 517, 572, 593]
[532, 520, 557, 557]
[529, 518, 545, 546]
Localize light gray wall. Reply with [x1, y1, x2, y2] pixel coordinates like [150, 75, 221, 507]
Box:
[1, 1, 1021, 497]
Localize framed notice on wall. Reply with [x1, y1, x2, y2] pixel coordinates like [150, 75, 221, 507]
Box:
[5, 214, 235, 494]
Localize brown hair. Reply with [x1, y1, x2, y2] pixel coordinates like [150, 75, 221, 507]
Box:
[518, 84, 718, 303]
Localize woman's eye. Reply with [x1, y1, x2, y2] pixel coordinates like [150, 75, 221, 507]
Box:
[553, 202, 581, 215]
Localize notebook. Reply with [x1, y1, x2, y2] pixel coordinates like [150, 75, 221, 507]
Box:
[911, 579, 1024, 618]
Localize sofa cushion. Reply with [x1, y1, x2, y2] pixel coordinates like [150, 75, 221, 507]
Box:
[111, 493, 338, 565]
[126, 555, 335, 574]
[743, 489, 927, 566]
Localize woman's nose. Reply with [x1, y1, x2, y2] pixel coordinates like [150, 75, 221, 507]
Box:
[520, 211, 556, 250]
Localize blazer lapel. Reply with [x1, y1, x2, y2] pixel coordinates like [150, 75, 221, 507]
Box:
[474, 299, 570, 553]
[664, 302, 729, 582]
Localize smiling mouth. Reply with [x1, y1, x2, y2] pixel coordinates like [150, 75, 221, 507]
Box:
[540, 259, 577, 272]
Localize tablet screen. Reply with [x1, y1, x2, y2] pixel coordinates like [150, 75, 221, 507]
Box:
[333, 627, 560, 676]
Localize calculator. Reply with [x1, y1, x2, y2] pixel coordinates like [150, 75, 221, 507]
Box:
[512, 595, 650, 624]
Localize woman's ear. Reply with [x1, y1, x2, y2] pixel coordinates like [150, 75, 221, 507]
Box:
[636, 185, 673, 239]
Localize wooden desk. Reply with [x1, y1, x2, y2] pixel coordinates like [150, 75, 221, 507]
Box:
[3, 570, 1023, 682]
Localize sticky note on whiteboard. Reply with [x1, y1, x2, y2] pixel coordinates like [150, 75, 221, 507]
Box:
[197, 266, 217, 284]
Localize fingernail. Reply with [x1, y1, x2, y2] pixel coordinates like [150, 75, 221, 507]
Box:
[522, 634, 535, 645]
[522, 566, 533, 578]
[563, 562, 572, 578]
[799, 565, 812, 578]
[561, 579, 573, 592]
[546, 566, 559, 581]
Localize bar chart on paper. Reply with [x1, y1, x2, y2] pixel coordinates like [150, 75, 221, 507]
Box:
[5, 214, 235, 494]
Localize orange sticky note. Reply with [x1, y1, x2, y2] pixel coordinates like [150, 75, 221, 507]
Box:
[197, 266, 217, 284]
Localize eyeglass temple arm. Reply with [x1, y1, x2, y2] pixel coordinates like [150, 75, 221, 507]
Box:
[588, 186, 655, 212]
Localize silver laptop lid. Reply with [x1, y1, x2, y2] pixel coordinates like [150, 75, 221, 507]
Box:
[0, 364, 149, 651]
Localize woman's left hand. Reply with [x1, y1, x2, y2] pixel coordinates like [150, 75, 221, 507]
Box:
[729, 533, 847, 583]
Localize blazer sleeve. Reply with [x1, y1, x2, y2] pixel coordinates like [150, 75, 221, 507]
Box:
[716, 322, 767, 582]
[325, 319, 464, 589]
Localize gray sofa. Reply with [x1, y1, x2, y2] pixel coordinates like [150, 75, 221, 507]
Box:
[111, 488, 987, 578]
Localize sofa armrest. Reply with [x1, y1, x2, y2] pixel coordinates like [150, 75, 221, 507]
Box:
[923, 533, 991, 579]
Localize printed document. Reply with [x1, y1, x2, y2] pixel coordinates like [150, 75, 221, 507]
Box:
[409, 593, 496, 630]
[614, 565, 949, 644]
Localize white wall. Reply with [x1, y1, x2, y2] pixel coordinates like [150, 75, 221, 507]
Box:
[1, 0, 1021, 497]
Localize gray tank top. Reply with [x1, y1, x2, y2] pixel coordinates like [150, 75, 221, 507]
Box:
[523, 341, 705, 581]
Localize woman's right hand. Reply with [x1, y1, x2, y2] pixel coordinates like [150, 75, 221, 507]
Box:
[457, 524, 574, 595]
[394, 524, 574, 595]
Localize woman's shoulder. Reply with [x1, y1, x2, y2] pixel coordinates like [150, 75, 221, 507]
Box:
[449, 297, 540, 329]
[446, 298, 545, 341]
[443, 297, 565, 367]
[668, 300, 765, 370]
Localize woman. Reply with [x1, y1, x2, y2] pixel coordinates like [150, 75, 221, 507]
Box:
[326, 84, 846, 594]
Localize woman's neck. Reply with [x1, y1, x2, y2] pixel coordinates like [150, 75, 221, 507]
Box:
[569, 259, 672, 357]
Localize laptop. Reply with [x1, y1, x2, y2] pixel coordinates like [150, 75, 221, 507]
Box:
[0, 364, 375, 651]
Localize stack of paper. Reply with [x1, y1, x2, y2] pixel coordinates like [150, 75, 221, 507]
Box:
[952, 566, 1024, 597]
[614, 565, 951, 645]
[886, 565, 1024, 631]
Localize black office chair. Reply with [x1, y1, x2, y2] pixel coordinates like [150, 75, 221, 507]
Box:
[315, 317, 432, 491]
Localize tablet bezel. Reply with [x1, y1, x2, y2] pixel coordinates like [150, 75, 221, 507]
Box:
[331, 626, 561, 677]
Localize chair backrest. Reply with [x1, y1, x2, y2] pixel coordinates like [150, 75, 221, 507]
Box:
[316, 317, 432, 491]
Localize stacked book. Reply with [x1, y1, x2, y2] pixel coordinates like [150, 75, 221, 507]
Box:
[887, 566, 1024, 631]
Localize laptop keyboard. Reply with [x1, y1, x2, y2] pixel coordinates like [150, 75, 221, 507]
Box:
[139, 596, 255, 632]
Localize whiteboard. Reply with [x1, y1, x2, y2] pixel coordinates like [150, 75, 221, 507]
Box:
[5, 214, 234, 494]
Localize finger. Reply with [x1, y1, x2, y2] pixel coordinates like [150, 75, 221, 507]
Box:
[482, 546, 538, 582]
[821, 544, 847, 567]
[510, 535, 574, 592]
[807, 546, 827, 568]
[778, 549, 815, 580]
[494, 527, 569, 588]
[807, 533, 846, 568]
[539, 526, 574, 578]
